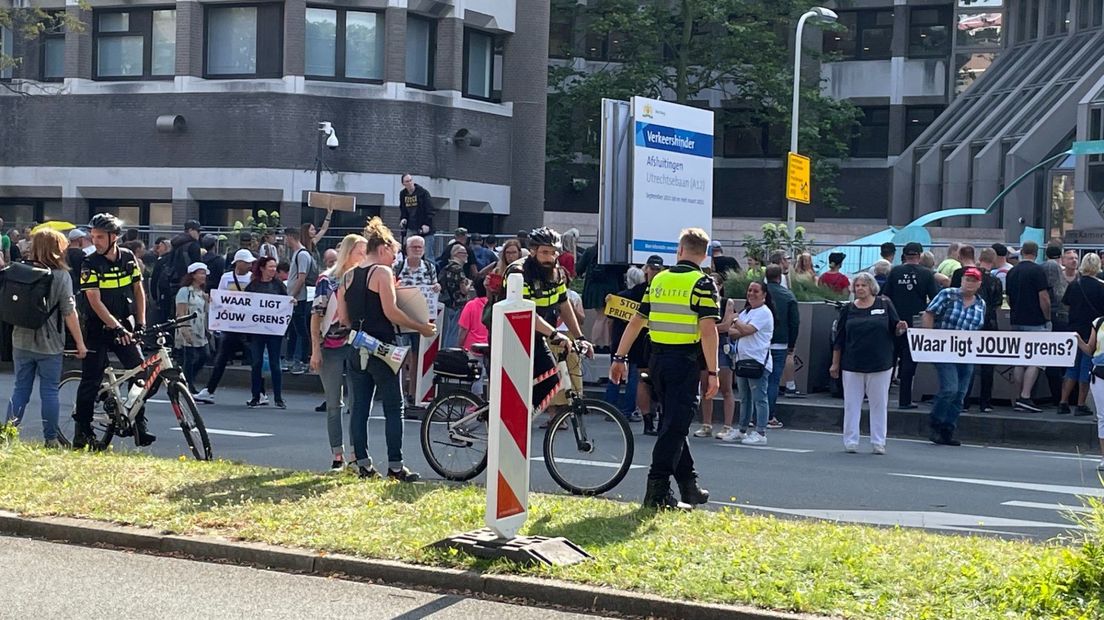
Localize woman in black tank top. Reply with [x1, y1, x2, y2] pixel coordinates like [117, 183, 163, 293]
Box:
[336, 218, 436, 481]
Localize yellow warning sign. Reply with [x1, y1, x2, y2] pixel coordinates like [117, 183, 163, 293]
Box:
[786, 152, 811, 204]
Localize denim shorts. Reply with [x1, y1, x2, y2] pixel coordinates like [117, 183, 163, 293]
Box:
[1065, 349, 1092, 383]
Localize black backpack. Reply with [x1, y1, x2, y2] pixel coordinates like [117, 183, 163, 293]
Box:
[0, 261, 60, 330]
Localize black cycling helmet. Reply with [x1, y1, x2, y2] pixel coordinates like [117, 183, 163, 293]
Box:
[185, 219, 202, 232]
[527, 227, 561, 250]
[89, 213, 122, 235]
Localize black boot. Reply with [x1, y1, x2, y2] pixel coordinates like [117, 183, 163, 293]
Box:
[134, 415, 157, 447]
[642, 412, 657, 436]
[72, 422, 96, 451]
[642, 478, 690, 511]
[677, 478, 710, 506]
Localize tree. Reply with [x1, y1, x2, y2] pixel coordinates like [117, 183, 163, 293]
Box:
[0, 7, 86, 92]
[547, 0, 860, 213]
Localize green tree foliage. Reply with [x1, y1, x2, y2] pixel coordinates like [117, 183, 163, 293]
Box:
[547, 0, 860, 212]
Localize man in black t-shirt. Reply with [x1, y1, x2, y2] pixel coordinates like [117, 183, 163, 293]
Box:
[1006, 241, 1051, 412]
[882, 242, 939, 408]
[708, 241, 739, 276]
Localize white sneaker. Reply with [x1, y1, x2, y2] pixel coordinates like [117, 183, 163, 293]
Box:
[872, 444, 886, 455]
[844, 443, 858, 453]
[713, 425, 733, 439]
[258, 393, 270, 406]
[1097, 457, 1104, 472]
[693, 424, 713, 438]
[741, 431, 767, 446]
[194, 388, 214, 404]
[717, 427, 745, 442]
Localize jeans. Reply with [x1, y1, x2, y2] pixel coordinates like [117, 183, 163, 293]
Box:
[895, 334, 918, 407]
[347, 350, 406, 469]
[206, 332, 248, 394]
[320, 346, 351, 452]
[250, 335, 283, 400]
[6, 348, 63, 440]
[766, 348, 787, 416]
[604, 362, 639, 416]
[931, 362, 974, 436]
[440, 305, 462, 350]
[181, 346, 208, 393]
[737, 371, 770, 434]
[841, 368, 892, 448]
[76, 333, 145, 425]
[648, 351, 700, 483]
[288, 303, 311, 363]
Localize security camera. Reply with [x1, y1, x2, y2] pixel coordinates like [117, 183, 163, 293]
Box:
[1018, 217, 1027, 225]
[326, 132, 339, 149]
[319, 121, 338, 150]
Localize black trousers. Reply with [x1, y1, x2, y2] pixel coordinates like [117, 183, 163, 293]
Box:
[894, 334, 918, 407]
[648, 350, 700, 483]
[75, 331, 145, 424]
[206, 332, 250, 394]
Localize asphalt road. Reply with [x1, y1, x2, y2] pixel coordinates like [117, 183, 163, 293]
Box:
[0, 536, 610, 620]
[4, 373, 1103, 541]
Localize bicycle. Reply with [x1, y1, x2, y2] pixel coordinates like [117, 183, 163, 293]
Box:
[420, 339, 634, 496]
[56, 313, 212, 460]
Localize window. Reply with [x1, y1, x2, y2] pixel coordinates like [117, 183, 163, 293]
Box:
[955, 52, 997, 93]
[205, 4, 283, 78]
[93, 9, 176, 79]
[957, 12, 1002, 46]
[851, 107, 890, 157]
[549, 5, 573, 58]
[1088, 108, 1104, 191]
[719, 120, 785, 158]
[305, 7, 383, 81]
[822, 10, 894, 60]
[1081, 0, 1104, 27]
[40, 14, 65, 82]
[909, 6, 953, 57]
[1028, 0, 1041, 38]
[463, 29, 502, 101]
[405, 15, 434, 87]
[905, 106, 944, 145]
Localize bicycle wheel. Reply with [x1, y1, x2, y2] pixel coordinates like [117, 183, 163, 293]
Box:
[543, 398, 634, 496]
[168, 381, 212, 460]
[56, 371, 116, 451]
[420, 390, 488, 481]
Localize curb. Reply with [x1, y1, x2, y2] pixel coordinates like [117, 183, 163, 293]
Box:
[0, 511, 827, 620]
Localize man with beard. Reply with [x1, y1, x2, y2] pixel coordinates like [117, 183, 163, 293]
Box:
[503, 228, 592, 425]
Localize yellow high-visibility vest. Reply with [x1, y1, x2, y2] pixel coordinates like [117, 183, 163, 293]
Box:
[647, 268, 708, 345]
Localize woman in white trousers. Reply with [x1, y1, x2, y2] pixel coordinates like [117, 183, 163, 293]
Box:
[830, 272, 909, 454]
[1074, 316, 1104, 472]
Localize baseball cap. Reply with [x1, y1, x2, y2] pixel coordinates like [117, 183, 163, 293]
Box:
[645, 255, 665, 268]
[187, 262, 208, 274]
[233, 249, 256, 264]
[902, 242, 923, 256]
[962, 266, 983, 280]
[471, 232, 484, 242]
[68, 228, 88, 241]
[454, 227, 468, 236]
[708, 240, 723, 252]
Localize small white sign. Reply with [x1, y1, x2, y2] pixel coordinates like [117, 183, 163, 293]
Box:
[208, 289, 295, 336]
[907, 328, 1078, 367]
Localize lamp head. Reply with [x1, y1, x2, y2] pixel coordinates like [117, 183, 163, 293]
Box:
[810, 6, 838, 22]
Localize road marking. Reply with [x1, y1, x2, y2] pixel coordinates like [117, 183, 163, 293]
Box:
[710, 501, 1080, 532]
[716, 444, 813, 454]
[1001, 500, 1092, 514]
[170, 427, 273, 438]
[1041, 455, 1101, 463]
[785, 429, 934, 446]
[888, 473, 1104, 498]
[532, 457, 645, 470]
[788, 430, 1095, 456]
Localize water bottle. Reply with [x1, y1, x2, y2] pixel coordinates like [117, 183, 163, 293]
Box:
[124, 380, 145, 409]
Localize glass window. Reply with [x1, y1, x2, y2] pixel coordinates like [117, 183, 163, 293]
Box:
[955, 52, 997, 93]
[305, 8, 337, 77]
[345, 11, 383, 80]
[905, 106, 945, 145]
[151, 10, 176, 76]
[464, 29, 493, 99]
[852, 107, 890, 157]
[405, 15, 434, 87]
[957, 12, 1002, 46]
[43, 37, 65, 81]
[1028, 0, 1041, 38]
[823, 10, 893, 60]
[909, 6, 953, 57]
[99, 12, 130, 33]
[94, 9, 177, 79]
[823, 12, 857, 57]
[207, 6, 258, 75]
[549, 7, 573, 58]
[97, 36, 144, 77]
[958, 0, 1001, 5]
[722, 125, 766, 157]
[148, 203, 174, 227]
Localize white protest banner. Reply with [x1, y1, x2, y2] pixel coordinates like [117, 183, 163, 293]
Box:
[907, 328, 1078, 367]
[208, 289, 295, 336]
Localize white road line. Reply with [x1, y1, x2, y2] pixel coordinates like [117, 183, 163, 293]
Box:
[532, 457, 646, 470]
[716, 444, 813, 454]
[787, 429, 1096, 457]
[170, 427, 273, 438]
[888, 473, 1104, 498]
[1001, 500, 1092, 514]
[785, 429, 934, 446]
[710, 501, 1080, 531]
[1042, 455, 1101, 463]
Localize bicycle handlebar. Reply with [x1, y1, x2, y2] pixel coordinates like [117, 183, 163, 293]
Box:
[135, 312, 198, 337]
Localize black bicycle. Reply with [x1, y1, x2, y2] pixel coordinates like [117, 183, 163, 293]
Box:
[420, 340, 634, 496]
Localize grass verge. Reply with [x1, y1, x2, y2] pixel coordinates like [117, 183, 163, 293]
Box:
[0, 439, 1101, 619]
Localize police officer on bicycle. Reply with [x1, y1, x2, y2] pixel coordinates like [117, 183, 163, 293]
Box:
[505, 227, 592, 417]
[74, 213, 156, 449]
[610, 228, 719, 510]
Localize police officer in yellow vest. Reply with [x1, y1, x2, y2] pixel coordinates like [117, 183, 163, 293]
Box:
[611, 228, 719, 509]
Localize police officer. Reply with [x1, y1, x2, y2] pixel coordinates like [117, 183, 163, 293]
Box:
[611, 228, 719, 509]
[74, 214, 155, 449]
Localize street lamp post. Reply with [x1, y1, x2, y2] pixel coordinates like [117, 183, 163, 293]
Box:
[788, 7, 838, 238]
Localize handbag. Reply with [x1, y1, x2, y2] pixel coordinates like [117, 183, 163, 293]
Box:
[734, 352, 769, 379]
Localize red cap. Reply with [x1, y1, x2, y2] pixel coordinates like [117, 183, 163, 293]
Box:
[962, 266, 983, 281]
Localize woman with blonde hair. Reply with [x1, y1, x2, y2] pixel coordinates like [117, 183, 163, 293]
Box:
[3, 229, 88, 447]
[311, 233, 368, 471]
[791, 252, 816, 284]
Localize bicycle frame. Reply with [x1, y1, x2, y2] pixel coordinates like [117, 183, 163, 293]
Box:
[97, 344, 174, 423]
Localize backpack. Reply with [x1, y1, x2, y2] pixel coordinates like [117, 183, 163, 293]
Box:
[0, 261, 61, 330]
[295, 248, 320, 289]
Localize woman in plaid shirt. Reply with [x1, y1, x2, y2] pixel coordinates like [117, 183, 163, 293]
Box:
[922, 267, 987, 446]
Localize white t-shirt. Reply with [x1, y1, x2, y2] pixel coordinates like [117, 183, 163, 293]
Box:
[217, 270, 253, 291]
[734, 305, 774, 367]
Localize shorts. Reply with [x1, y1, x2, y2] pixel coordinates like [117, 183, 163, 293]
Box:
[718, 336, 733, 371]
[1065, 350, 1092, 383]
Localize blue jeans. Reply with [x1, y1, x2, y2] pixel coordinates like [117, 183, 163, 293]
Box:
[440, 306, 462, 350]
[347, 350, 406, 469]
[603, 363, 639, 416]
[766, 349, 787, 416]
[931, 362, 974, 436]
[181, 346, 208, 393]
[6, 348, 63, 441]
[1065, 349, 1092, 383]
[250, 335, 283, 400]
[737, 365, 771, 434]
